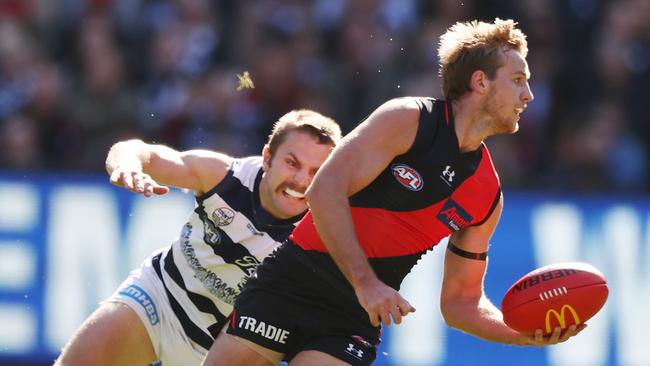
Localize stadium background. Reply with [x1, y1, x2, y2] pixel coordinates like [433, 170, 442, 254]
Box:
[0, 0, 649, 365]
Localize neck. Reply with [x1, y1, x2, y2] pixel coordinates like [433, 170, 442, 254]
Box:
[257, 174, 276, 216]
[450, 96, 492, 152]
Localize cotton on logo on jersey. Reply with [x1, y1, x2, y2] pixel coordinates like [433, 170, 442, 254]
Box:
[391, 163, 424, 191]
[237, 316, 290, 344]
[437, 199, 473, 231]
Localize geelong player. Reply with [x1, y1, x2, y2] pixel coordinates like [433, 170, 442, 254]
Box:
[204, 19, 584, 366]
[54, 110, 341, 366]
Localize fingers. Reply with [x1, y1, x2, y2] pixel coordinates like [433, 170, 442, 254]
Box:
[141, 179, 154, 196]
[399, 301, 416, 315]
[529, 322, 587, 346]
[391, 311, 403, 325]
[369, 311, 381, 327]
[534, 329, 544, 345]
[380, 308, 393, 326]
[152, 185, 170, 195]
[548, 326, 562, 343]
[548, 323, 585, 344]
[392, 300, 416, 324]
[110, 170, 133, 189]
[109, 170, 168, 196]
[376, 299, 415, 326]
[559, 323, 586, 342]
[558, 325, 576, 342]
[359, 282, 414, 327]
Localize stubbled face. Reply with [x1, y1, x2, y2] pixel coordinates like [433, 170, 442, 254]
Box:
[483, 49, 534, 134]
[259, 130, 333, 219]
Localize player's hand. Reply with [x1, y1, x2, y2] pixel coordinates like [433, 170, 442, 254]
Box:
[354, 277, 416, 327]
[110, 169, 169, 197]
[517, 324, 587, 346]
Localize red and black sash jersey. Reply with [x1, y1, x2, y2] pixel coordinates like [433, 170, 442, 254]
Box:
[290, 97, 501, 290]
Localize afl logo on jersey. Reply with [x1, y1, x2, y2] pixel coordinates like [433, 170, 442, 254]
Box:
[391, 163, 424, 191]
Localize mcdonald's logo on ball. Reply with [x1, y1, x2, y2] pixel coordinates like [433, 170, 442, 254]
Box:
[544, 304, 581, 333]
[501, 262, 609, 335]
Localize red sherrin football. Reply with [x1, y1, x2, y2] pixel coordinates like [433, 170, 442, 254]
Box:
[501, 262, 608, 335]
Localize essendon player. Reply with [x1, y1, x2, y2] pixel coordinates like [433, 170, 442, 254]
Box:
[204, 19, 585, 366]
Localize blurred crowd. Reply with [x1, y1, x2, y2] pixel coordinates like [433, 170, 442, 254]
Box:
[0, 0, 649, 192]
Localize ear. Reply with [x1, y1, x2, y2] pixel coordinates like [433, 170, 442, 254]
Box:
[470, 70, 490, 94]
[262, 145, 272, 171]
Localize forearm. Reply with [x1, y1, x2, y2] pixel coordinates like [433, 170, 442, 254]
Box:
[442, 295, 524, 345]
[306, 179, 377, 288]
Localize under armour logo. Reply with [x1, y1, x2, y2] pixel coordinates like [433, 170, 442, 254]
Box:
[442, 166, 455, 181]
[440, 165, 455, 186]
[346, 343, 364, 359]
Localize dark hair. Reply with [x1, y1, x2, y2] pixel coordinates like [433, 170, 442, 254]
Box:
[266, 109, 342, 158]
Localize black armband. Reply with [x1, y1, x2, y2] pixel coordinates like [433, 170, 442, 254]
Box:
[447, 241, 488, 261]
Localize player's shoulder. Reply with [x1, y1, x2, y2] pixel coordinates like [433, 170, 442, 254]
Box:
[231, 156, 263, 190]
[381, 97, 446, 124]
[372, 97, 426, 130]
[381, 96, 428, 112]
[399, 97, 448, 151]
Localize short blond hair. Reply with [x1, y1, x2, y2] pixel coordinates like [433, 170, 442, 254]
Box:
[266, 109, 342, 158]
[438, 18, 528, 100]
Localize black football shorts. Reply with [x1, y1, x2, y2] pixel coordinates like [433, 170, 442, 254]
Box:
[226, 242, 380, 365]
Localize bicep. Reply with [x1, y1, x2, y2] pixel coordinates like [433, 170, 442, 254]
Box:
[146, 146, 232, 194]
[312, 98, 421, 195]
[450, 193, 503, 255]
[441, 195, 504, 301]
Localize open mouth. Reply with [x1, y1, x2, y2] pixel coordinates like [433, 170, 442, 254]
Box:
[283, 187, 305, 199]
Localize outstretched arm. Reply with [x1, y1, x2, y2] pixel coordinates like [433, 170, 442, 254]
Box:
[440, 194, 585, 345]
[105, 139, 232, 196]
[306, 98, 420, 327]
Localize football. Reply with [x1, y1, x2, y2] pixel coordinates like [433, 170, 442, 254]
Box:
[501, 262, 608, 335]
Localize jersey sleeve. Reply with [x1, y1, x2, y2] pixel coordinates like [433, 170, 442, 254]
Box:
[230, 156, 263, 191]
[197, 156, 262, 201]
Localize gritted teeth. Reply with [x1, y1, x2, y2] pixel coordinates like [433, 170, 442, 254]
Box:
[284, 188, 305, 198]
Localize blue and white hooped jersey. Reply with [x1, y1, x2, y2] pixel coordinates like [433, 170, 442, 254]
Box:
[151, 156, 303, 351]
